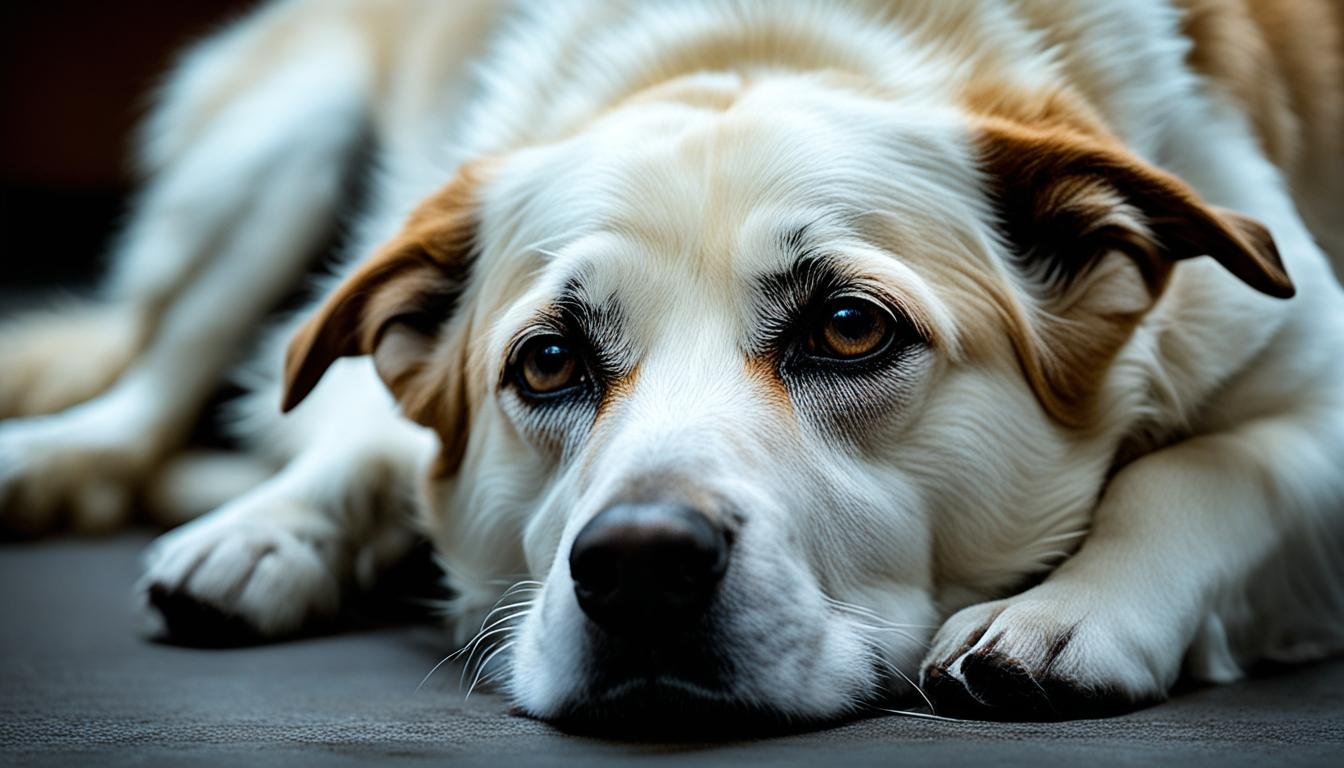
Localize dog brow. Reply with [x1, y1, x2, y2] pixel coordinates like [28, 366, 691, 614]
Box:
[780, 223, 812, 257]
[550, 276, 631, 378]
[760, 229, 847, 310]
[745, 230, 852, 356]
[754, 224, 935, 353]
[555, 277, 598, 328]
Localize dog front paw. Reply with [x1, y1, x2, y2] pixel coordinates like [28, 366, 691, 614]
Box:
[921, 588, 1178, 720]
[0, 412, 148, 536]
[137, 506, 342, 644]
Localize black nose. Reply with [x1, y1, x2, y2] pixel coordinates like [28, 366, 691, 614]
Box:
[569, 503, 729, 633]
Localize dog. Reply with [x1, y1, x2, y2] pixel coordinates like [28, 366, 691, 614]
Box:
[1, 0, 1342, 727]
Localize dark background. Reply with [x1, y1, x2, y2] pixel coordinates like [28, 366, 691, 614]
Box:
[1, 2, 255, 289]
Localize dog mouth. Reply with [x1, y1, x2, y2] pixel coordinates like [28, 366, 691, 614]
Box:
[517, 502, 882, 735]
[540, 674, 815, 738]
[528, 627, 854, 737]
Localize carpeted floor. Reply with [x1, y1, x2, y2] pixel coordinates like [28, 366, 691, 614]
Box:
[2, 532, 1342, 767]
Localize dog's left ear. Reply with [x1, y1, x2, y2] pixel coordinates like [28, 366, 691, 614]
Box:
[978, 119, 1293, 426]
[281, 165, 481, 448]
[980, 119, 1293, 299]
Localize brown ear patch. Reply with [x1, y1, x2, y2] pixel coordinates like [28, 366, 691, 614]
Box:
[976, 119, 1293, 427]
[979, 119, 1293, 299]
[281, 163, 483, 413]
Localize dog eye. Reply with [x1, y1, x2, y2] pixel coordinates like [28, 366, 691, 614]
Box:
[515, 335, 585, 396]
[808, 297, 894, 360]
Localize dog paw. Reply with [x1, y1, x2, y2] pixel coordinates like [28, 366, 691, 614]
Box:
[137, 507, 342, 644]
[0, 411, 150, 536]
[0, 302, 143, 420]
[921, 588, 1176, 720]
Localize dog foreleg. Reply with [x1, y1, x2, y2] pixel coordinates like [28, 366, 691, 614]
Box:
[922, 398, 1344, 720]
[137, 358, 435, 642]
[0, 14, 374, 535]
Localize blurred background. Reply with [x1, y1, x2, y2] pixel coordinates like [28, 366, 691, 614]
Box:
[2, 2, 256, 290]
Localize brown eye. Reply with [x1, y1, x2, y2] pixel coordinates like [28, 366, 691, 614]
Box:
[811, 298, 893, 360]
[517, 336, 583, 395]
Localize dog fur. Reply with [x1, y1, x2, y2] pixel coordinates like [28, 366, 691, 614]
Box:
[1, 0, 1342, 726]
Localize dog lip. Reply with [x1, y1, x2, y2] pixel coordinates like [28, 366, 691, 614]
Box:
[586, 648, 730, 697]
[556, 674, 735, 726]
[582, 624, 731, 686]
[544, 673, 863, 738]
[550, 675, 795, 737]
[595, 674, 730, 705]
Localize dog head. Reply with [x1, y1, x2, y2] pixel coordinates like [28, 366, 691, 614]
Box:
[281, 72, 1290, 728]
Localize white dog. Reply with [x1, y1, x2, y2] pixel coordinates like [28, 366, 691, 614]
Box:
[2, 0, 1342, 727]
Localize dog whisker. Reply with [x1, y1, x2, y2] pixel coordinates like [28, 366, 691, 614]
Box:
[465, 640, 516, 701]
[462, 636, 507, 691]
[414, 654, 457, 694]
[473, 608, 534, 639]
[451, 601, 534, 658]
[823, 596, 934, 629]
[463, 579, 542, 628]
[470, 603, 536, 638]
[871, 705, 967, 723]
[456, 612, 530, 689]
[420, 597, 527, 695]
[823, 596, 933, 651]
[456, 613, 529, 667]
[876, 654, 938, 715]
[854, 631, 940, 719]
[840, 604, 939, 717]
[473, 600, 537, 632]
[473, 663, 512, 693]
[417, 611, 522, 696]
[417, 584, 537, 698]
[848, 622, 930, 649]
[487, 577, 545, 589]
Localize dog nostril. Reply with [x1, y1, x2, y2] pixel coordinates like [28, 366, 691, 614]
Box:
[570, 548, 621, 601]
[568, 503, 729, 633]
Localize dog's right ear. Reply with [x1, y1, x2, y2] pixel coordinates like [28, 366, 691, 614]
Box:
[281, 166, 481, 418]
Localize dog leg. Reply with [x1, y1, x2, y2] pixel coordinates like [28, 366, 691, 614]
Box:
[0, 13, 374, 535]
[919, 101, 1344, 720]
[0, 302, 149, 420]
[138, 358, 435, 642]
[922, 399, 1344, 720]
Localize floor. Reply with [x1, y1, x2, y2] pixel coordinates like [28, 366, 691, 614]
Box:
[2, 533, 1343, 767]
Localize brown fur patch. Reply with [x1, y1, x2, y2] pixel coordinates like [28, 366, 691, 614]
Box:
[974, 118, 1292, 428]
[960, 80, 1110, 140]
[742, 355, 795, 417]
[592, 362, 643, 429]
[281, 161, 485, 430]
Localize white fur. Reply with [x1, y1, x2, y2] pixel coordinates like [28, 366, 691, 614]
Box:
[0, 6, 373, 533]
[3, 0, 1341, 726]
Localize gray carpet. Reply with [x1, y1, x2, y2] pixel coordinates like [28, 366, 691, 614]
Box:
[2, 533, 1342, 766]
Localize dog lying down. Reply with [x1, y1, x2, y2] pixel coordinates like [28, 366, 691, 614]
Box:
[1, 0, 1343, 729]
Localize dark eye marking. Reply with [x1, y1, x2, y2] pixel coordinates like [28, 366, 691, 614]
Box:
[751, 250, 923, 375]
[503, 277, 630, 408]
